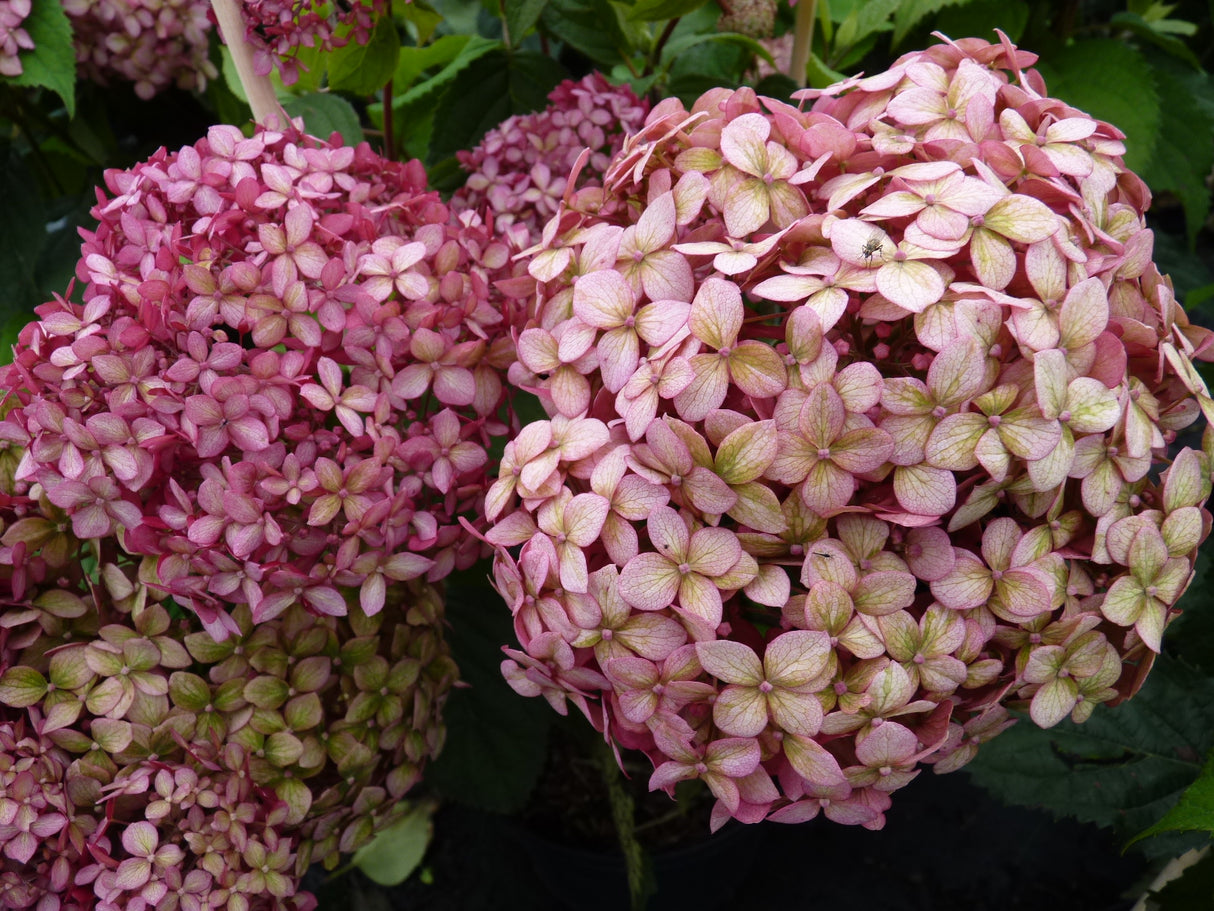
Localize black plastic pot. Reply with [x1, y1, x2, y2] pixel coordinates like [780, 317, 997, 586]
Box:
[515, 818, 764, 911]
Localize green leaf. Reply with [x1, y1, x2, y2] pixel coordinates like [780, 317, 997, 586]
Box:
[328, 14, 402, 95]
[280, 94, 364, 145]
[37, 194, 93, 304]
[427, 49, 565, 162]
[1138, 52, 1214, 246]
[427, 0, 482, 34]
[1109, 12, 1202, 69]
[1145, 848, 1214, 910]
[426, 567, 552, 813]
[660, 31, 774, 69]
[1152, 230, 1213, 305]
[1034, 39, 1160, 174]
[610, 0, 652, 52]
[505, 0, 550, 44]
[807, 51, 850, 89]
[394, 36, 501, 107]
[966, 656, 1214, 859]
[393, 35, 474, 91]
[400, 1, 445, 45]
[834, 0, 900, 51]
[542, 0, 630, 66]
[352, 802, 437, 886]
[754, 73, 800, 103]
[0, 150, 47, 339]
[8, 0, 76, 116]
[205, 64, 254, 129]
[667, 32, 750, 102]
[891, 0, 974, 47]
[627, 0, 708, 22]
[935, 0, 1029, 44]
[1132, 754, 1214, 845]
[0, 667, 48, 708]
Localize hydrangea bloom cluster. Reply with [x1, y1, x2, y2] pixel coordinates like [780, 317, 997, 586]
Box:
[754, 34, 793, 83]
[0, 0, 33, 78]
[1, 123, 525, 641]
[454, 73, 650, 245]
[0, 490, 455, 907]
[239, 0, 387, 85]
[487, 34, 1214, 831]
[62, 0, 216, 99]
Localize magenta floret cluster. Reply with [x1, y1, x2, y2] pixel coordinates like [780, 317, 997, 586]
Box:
[486, 35, 1214, 831]
[62, 0, 217, 99]
[0, 0, 34, 78]
[239, 0, 388, 85]
[0, 123, 525, 641]
[454, 73, 650, 245]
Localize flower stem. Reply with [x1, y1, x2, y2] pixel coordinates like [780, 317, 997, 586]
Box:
[648, 17, 681, 76]
[383, 78, 395, 160]
[597, 740, 650, 911]
[788, 0, 818, 88]
[210, 0, 287, 129]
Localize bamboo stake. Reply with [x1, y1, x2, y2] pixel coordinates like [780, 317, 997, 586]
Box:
[788, 0, 817, 88]
[210, 0, 287, 129]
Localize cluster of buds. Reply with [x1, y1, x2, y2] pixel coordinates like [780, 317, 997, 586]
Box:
[0, 0, 33, 77]
[63, 0, 216, 99]
[455, 73, 650, 246]
[1, 123, 526, 640]
[487, 34, 1214, 831]
[0, 482, 456, 906]
[239, 0, 388, 85]
[718, 0, 778, 39]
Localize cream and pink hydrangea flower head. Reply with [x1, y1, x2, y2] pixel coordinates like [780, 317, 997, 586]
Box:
[486, 34, 1214, 831]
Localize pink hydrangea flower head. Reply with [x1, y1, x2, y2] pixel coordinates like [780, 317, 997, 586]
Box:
[455, 73, 650, 244]
[62, 0, 216, 98]
[1, 123, 528, 638]
[0, 0, 34, 78]
[487, 33, 1214, 831]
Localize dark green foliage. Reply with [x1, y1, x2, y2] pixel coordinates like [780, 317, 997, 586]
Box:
[329, 15, 403, 94]
[8, 0, 76, 116]
[1133, 754, 1214, 846]
[281, 94, 365, 145]
[966, 656, 1214, 860]
[1139, 51, 1214, 246]
[1035, 39, 1161, 173]
[0, 149, 47, 322]
[892, 0, 977, 46]
[541, 0, 632, 67]
[627, 0, 710, 23]
[934, 0, 1029, 43]
[425, 568, 553, 814]
[504, 0, 550, 45]
[1145, 848, 1214, 910]
[427, 48, 565, 161]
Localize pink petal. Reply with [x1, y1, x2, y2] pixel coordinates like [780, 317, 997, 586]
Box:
[619, 553, 680, 611]
[696, 639, 763, 685]
[875, 260, 946, 313]
[713, 686, 769, 737]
